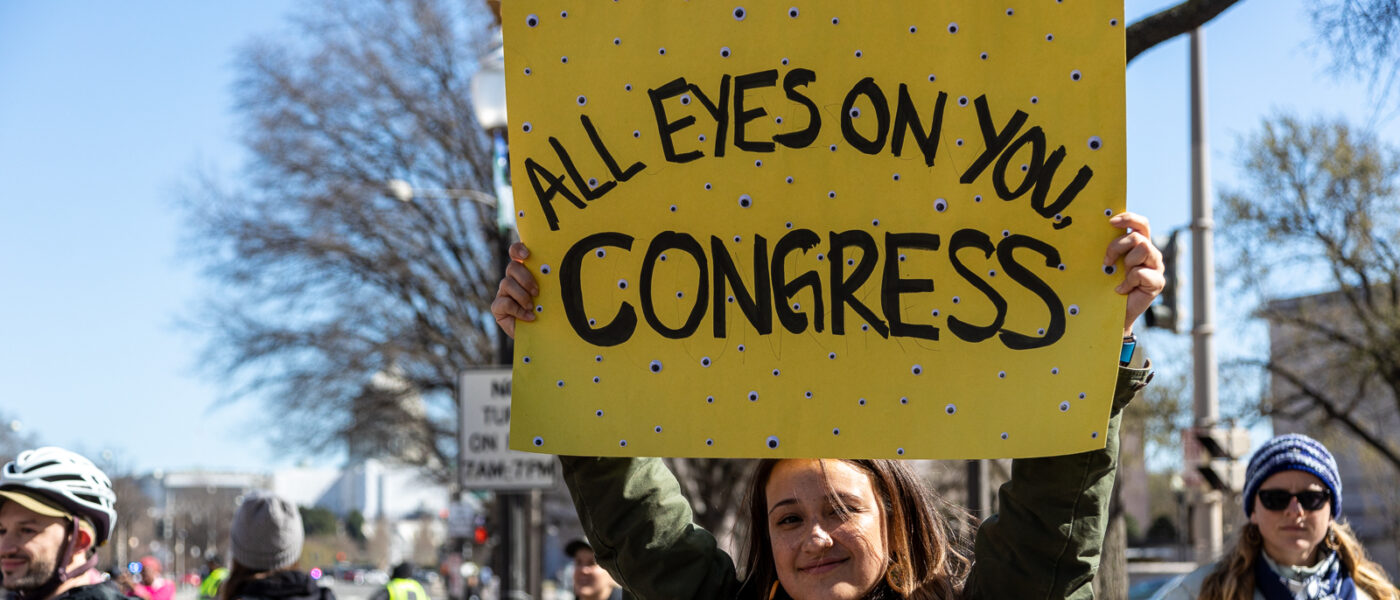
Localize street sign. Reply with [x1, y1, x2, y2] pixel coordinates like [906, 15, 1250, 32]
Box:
[459, 369, 559, 490]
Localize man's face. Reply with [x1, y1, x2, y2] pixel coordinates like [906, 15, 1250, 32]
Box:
[571, 548, 617, 600]
[0, 501, 67, 591]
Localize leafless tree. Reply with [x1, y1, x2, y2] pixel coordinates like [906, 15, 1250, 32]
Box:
[1221, 114, 1400, 470]
[182, 0, 500, 481]
[1311, 0, 1400, 111]
[0, 411, 38, 464]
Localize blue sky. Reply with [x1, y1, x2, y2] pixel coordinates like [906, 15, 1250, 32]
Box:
[0, 0, 1389, 473]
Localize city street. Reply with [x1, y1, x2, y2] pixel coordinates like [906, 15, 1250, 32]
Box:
[172, 580, 432, 600]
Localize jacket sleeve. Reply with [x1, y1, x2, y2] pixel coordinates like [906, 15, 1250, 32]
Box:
[558, 456, 742, 600]
[964, 354, 1153, 600]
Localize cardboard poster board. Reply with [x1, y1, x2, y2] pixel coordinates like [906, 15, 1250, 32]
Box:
[501, 1, 1127, 458]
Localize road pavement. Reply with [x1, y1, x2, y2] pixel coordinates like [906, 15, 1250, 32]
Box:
[173, 580, 436, 600]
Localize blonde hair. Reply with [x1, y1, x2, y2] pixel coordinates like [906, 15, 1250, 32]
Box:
[1198, 521, 1400, 600]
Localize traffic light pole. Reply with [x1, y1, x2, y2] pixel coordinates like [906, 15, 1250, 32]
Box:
[1189, 28, 1223, 563]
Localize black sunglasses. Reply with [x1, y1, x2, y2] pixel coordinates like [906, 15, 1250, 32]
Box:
[1257, 489, 1331, 512]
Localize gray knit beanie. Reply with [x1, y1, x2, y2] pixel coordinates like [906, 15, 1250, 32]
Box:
[231, 491, 304, 571]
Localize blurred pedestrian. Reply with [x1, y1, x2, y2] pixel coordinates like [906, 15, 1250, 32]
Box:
[198, 557, 228, 600]
[1155, 434, 1400, 599]
[369, 563, 427, 600]
[219, 492, 332, 600]
[127, 557, 173, 600]
[0, 447, 122, 600]
[563, 540, 620, 600]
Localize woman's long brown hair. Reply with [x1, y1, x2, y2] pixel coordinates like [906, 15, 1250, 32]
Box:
[735, 459, 973, 600]
[1197, 521, 1399, 600]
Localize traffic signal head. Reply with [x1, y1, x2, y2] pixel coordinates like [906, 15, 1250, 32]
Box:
[1145, 230, 1181, 332]
[473, 525, 488, 545]
[1194, 426, 1250, 492]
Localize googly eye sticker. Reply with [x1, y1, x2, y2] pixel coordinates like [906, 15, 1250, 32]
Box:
[649, 360, 663, 373]
[765, 435, 779, 449]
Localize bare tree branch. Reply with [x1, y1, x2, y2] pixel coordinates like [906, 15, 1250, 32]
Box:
[1126, 0, 1244, 64]
[1260, 360, 1400, 469]
[182, 0, 500, 480]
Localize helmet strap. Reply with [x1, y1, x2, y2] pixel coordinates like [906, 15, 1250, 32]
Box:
[15, 516, 96, 600]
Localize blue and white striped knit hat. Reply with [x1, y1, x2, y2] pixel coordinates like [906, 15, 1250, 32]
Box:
[1242, 433, 1341, 518]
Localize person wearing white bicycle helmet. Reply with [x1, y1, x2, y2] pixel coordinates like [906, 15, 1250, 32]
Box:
[0, 447, 122, 600]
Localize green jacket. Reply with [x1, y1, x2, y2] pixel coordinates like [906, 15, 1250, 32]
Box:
[560, 357, 1151, 600]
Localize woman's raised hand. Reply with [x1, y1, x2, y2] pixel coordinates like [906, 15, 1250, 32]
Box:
[492, 242, 538, 339]
[1105, 212, 1165, 336]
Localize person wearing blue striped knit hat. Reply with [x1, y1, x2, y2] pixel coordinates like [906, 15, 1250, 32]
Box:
[1156, 433, 1399, 600]
[1242, 434, 1343, 520]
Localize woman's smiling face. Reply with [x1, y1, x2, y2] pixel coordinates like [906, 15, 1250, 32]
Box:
[765, 459, 888, 600]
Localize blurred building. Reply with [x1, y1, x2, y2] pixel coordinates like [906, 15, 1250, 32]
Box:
[132, 470, 268, 577]
[129, 460, 462, 574]
[1266, 290, 1400, 576]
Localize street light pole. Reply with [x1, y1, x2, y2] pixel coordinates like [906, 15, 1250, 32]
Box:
[1189, 27, 1223, 563]
[469, 32, 540, 600]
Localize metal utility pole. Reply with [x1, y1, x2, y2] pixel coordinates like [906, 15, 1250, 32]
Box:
[966, 460, 991, 522]
[1189, 28, 1223, 563]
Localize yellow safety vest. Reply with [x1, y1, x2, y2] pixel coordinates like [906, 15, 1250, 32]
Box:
[199, 568, 228, 600]
[386, 578, 429, 600]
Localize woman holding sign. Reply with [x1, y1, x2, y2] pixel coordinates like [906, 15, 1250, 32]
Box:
[493, 212, 1161, 600]
[1154, 434, 1399, 600]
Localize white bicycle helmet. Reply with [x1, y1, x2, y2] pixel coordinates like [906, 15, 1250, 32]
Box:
[0, 446, 117, 546]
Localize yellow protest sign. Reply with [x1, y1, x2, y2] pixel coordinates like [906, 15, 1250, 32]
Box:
[503, 1, 1127, 459]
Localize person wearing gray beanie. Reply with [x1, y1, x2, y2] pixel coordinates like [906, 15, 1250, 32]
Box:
[232, 492, 305, 571]
[1154, 433, 1398, 600]
[220, 492, 334, 600]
